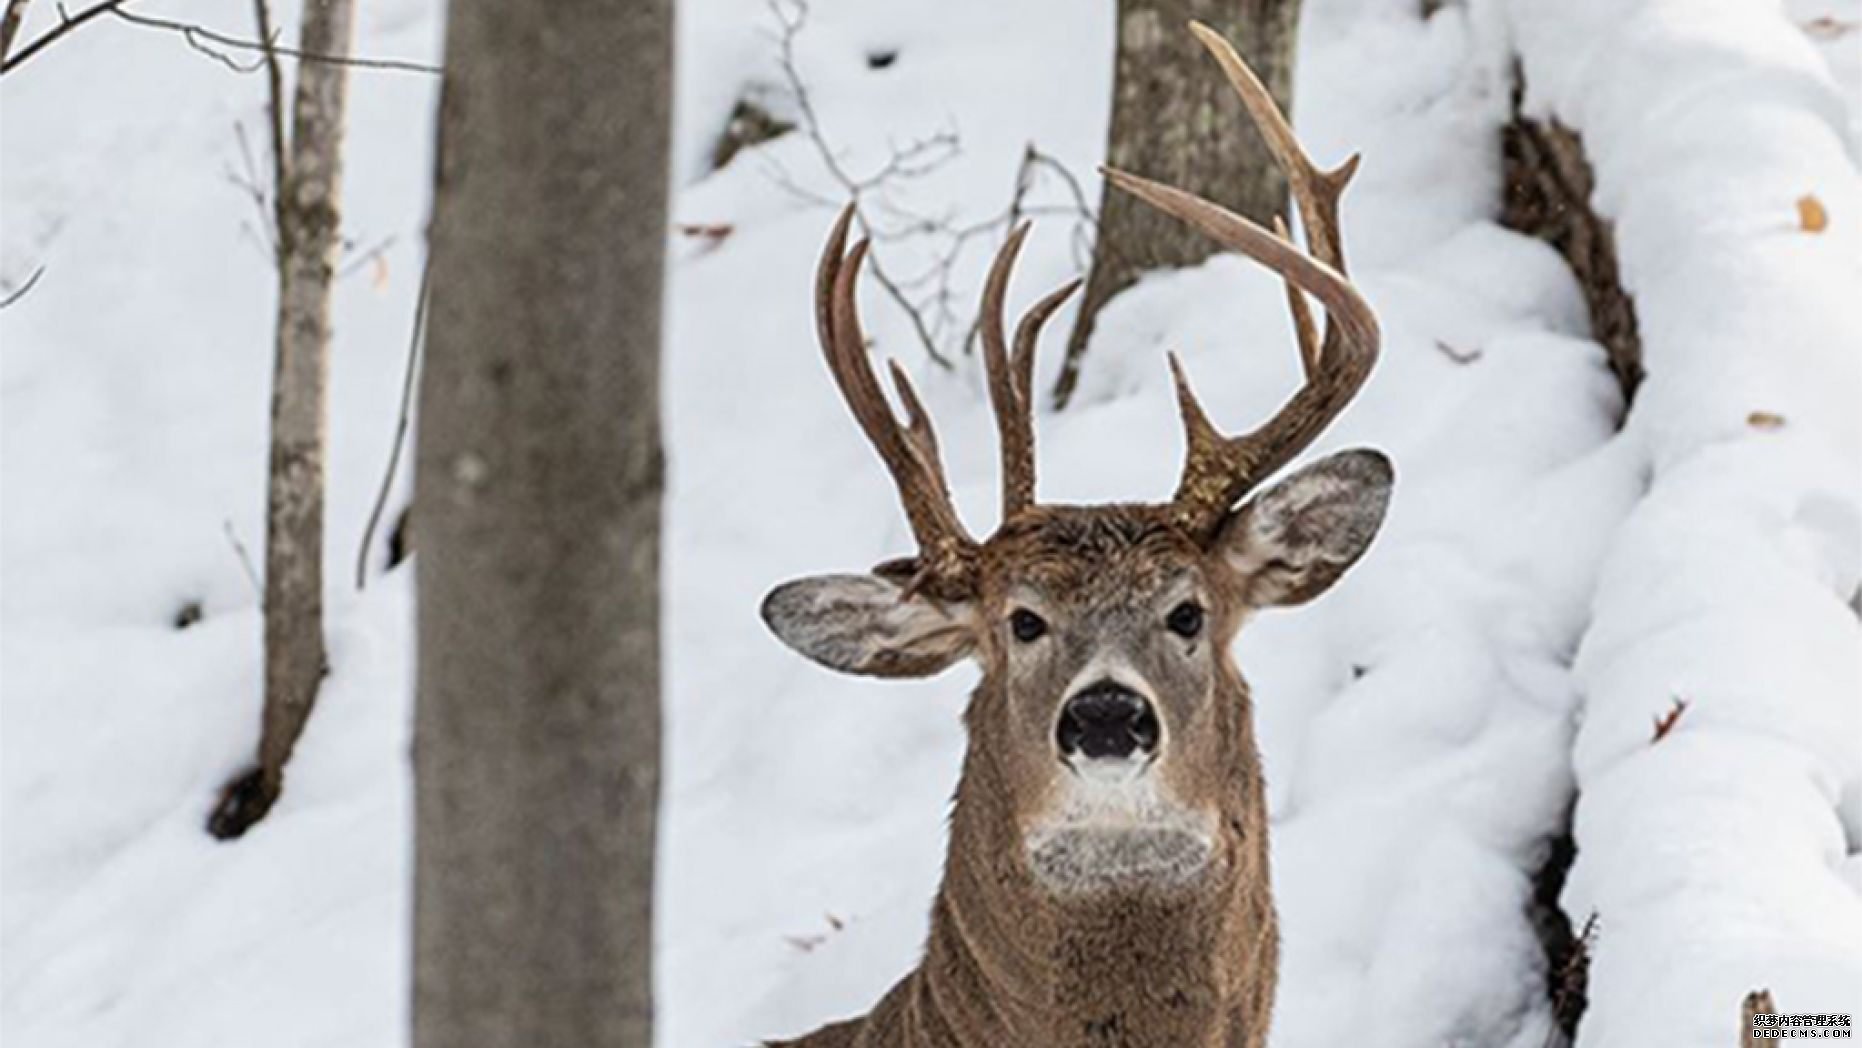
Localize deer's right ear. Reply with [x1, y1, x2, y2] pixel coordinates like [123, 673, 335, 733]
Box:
[761, 574, 977, 679]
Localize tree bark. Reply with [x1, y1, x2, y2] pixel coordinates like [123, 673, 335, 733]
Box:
[1053, 0, 1300, 408]
[1499, 91, 1643, 404]
[412, 0, 669, 1043]
[209, 0, 355, 840]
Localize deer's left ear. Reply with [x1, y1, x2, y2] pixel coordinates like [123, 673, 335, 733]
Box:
[1215, 448, 1393, 608]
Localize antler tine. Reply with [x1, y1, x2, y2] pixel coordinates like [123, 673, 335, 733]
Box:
[1013, 277, 1083, 408]
[816, 205, 978, 594]
[979, 222, 1084, 518]
[979, 223, 1037, 516]
[887, 358, 951, 497]
[1189, 20, 1357, 274]
[1101, 22, 1380, 540]
[1272, 216, 1321, 378]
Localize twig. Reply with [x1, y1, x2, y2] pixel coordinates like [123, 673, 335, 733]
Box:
[167, 16, 265, 73]
[226, 120, 278, 258]
[1025, 147, 1099, 269]
[0, 0, 439, 76]
[0, 0, 122, 73]
[1651, 696, 1688, 742]
[760, 0, 1097, 367]
[764, 0, 954, 369]
[223, 519, 264, 601]
[251, 0, 287, 247]
[111, 7, 439, 75]
[337, 233, 398, 280]
[1433, 339, 1483, 365]
[356, 256, 429, 590]
[1542, 911, 1599, 1048]
[0, 264, 46, 310]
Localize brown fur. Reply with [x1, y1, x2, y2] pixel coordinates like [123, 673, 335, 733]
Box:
[765, 28, 1391, 1046]
[769, 505, 1289, 1048]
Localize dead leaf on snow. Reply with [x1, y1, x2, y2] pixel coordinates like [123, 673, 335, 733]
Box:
[1796, 194, 1828, 233]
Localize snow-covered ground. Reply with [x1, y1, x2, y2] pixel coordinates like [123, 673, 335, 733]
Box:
[2, 1, 1857, 1046]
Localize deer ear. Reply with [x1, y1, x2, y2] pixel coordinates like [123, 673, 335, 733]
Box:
[1215, 448, 1392, 608]
[761, 574, 977, 678]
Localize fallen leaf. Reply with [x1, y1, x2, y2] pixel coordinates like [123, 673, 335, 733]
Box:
[1797, 194, 1828, 233]
[676, 222, 735, 243]
[1652, 696, 1689, 742]
[1747, 410, 1787, 431]
[1802, 15, 1857, 41]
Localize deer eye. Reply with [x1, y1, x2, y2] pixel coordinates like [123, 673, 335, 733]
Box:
[1009, 608, 1048, 643]
[1166, 601, 1204, 639]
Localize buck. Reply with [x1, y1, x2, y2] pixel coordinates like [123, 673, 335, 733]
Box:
[760, 24, 1390, 1048]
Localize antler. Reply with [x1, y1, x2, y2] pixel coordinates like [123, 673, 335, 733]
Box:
[978, 223, 1082, 517]
[1103, 20, 1380, 541]
[816, 205, 978, 598]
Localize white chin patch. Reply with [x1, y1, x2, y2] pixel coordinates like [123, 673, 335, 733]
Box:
[1025, 762, 1215, 894]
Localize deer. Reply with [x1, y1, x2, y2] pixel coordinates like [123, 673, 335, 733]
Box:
[758, 23, 1390, 1048]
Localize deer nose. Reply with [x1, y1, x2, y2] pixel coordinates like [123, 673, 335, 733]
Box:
[1057, 683, 1159, 761]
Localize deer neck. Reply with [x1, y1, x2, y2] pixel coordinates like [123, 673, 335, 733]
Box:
[910, 684, 1277, 1048]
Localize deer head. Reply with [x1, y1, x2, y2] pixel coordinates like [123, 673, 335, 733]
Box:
[762, 23, 1389, 905]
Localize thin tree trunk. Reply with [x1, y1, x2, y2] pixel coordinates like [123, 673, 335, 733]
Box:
[209, 0, 355, 840]
[412, 0, 669, 1042]
[1053, 0, 1299, 408]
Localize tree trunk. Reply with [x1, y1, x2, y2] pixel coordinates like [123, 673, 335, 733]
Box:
[412, 0, 669, 1043]
[1053, 0, 1299, 408]
[209, 0, 355, 840]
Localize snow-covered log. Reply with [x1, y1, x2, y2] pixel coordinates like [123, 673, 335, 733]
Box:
[1499, 0, 1862, 1041]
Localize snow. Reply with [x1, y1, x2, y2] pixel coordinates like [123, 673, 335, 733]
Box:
[1498, 0, 1862, 1037]
[2, 1, 1857, 1047]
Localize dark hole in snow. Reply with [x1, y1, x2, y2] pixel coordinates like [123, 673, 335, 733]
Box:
[865, 49, 898, 70]
[173, 600, 204, 630]
[709, 97, 796, 171]
[387, 506, 412, 570]
[1530, 827, 1592, 1039]
[206, 766, 274, 841]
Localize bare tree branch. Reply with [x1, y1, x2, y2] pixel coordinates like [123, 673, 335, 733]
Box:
[0, 0, 126, 73]
[336, 233, 397, 279]
[252, 0, 288, 201]
[356, 255, 428, 590]
[226, 120, 279, 258]
[758, 0, 1095, 369]
[763, 0, 954, 369]
[0, 264, 46, 310]
[0, 0, 438, 76]
[110, 6, 438, 75]
[222, 519, 264, 601]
